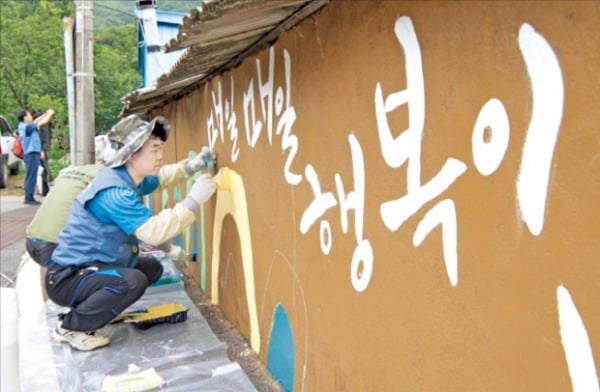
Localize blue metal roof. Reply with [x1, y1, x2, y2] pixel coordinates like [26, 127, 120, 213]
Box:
[136, 9, 187, 88]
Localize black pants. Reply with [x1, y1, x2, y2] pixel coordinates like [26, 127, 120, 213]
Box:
[40, 156, 51, 196]
[44, 256, 163, 331]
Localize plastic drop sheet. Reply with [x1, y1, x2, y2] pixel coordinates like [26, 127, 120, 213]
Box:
[18, 259, 257, 392]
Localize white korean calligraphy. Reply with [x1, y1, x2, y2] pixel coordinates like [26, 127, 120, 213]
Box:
[300, 133, 372, 291]
[472, 98, 510, 176]
[377, 16, 466, 287]
[516, 23, 564, 236]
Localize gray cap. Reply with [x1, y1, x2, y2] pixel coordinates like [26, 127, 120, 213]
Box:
[103, 114, 169, 168]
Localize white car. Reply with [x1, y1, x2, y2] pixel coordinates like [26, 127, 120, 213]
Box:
[0, 141, 7, 188]
[0, 115, 23, 179]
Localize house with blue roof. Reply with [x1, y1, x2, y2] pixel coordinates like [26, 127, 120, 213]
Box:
[135, 1, 188, 88]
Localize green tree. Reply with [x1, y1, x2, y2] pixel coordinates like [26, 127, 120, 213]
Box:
[94, 23, 141, 133]
[0, 0, 72, 137]
[0, 0, 142, 152]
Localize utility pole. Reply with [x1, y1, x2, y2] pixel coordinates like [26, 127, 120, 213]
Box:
[63, 17, 76, 165]
[74, 0, 95, 165]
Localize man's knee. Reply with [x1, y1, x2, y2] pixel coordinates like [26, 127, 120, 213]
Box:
[121, 269, 150, 296]
[135, 256, 164, 284]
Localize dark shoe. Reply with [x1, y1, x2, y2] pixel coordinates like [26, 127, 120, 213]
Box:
[24, 199, 41, 205]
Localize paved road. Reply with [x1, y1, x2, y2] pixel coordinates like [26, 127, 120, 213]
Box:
[0, 195, 42, 287]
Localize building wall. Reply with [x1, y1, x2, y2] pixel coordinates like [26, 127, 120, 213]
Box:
[151, 1, 599, 390]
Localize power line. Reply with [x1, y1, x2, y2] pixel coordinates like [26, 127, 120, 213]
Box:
[94, 2, 136, 19]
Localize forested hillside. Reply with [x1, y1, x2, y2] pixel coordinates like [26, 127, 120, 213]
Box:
[95, 0, 201, 27]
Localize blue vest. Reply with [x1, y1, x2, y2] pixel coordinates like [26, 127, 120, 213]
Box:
[52, 167, 141, 268]
[19, 122, 41, 154]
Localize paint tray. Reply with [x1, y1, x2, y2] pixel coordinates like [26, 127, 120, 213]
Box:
[112, 303, 189, 330]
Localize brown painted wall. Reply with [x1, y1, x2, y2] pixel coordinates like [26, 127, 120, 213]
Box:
[153, 1, 599, 390]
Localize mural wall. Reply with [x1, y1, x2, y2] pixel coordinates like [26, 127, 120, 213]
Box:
[151, 1, 599, 391]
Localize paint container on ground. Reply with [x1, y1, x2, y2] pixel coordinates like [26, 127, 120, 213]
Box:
[1, 287, 21, 392]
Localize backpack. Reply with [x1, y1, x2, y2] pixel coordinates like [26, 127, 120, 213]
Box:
[12, 135, 24, 159]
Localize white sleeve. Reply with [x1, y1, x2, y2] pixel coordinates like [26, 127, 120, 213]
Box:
[157, 159, 192, 188]
[134, 203, 196, 246]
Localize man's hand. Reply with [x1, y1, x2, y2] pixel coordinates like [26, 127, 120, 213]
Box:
[36, 109, 55, 127]
[186, 146, 216, 172]
[186, 173, 216, 205]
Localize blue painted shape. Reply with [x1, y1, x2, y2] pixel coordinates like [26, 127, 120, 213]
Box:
[267, 304, 294, 392]
[174, 234, 182, 247]
[173, 186, 182, 246]
[144, 193, 154, 212]
[193, 219, 199, 257]
[173, 186, 182, 202]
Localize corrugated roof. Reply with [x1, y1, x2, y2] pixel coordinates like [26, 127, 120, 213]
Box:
[122, 0, 328, 115]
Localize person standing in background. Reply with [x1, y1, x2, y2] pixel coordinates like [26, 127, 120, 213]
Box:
[17, 108, 55, 204]
[34, 111, 52, 196]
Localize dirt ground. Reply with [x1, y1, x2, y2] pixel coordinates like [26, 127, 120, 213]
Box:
[176, 260, 284, 392]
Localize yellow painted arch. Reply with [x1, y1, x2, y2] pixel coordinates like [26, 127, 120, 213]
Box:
[211, 168, 260, 352]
